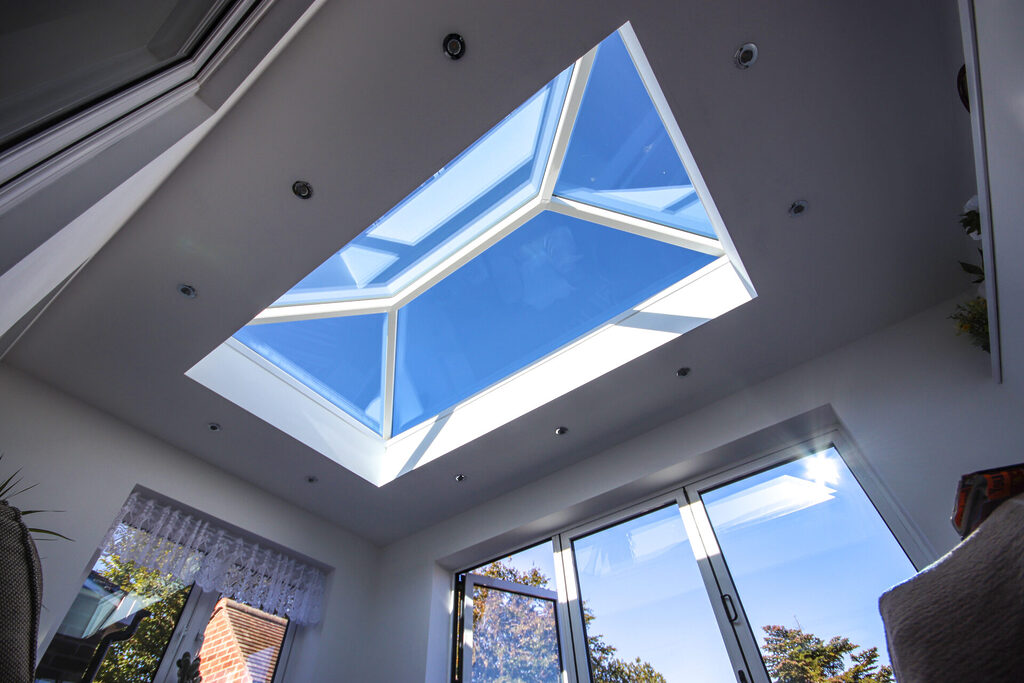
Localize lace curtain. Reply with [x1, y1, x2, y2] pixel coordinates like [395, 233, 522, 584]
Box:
[99, 492, 326, 625]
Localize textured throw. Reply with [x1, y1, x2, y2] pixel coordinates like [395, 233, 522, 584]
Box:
[879, 492, 1024, 683]
[0, 501, 43, 683]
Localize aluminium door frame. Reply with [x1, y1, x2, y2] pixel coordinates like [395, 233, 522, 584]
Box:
[462, 572, 565, 683]
[554, 490, 760, 683]
[680, 431, 936, 683]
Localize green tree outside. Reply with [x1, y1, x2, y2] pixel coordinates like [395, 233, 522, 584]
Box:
[468, 561, 665, 683]
[92, 555, 192, 683]
[761, 625, 894, 683]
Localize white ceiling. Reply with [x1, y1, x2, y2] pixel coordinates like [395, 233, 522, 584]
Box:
[3, 0, 976, 545]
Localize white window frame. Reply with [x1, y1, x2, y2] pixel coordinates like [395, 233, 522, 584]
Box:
[187, 21, 756, 486]
[449, 426, 937, 683]
[462, 572, 567, 683]
[153, 587, 221, 683]
[0, 0, 263, 185]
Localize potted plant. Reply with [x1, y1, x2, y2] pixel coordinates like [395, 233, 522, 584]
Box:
[950, 198, 990, 352]
[1, 455, 69, 681]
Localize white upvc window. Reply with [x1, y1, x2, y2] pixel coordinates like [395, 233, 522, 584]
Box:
[451, 428, 932, 683]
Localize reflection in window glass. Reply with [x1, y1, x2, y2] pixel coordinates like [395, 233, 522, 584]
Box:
[0, 1, 235, 150]
[701, 448, 915, 681]
[35, 535, 192, 683]
[470, 585, 560, 683]
[572, 505, 736, 682]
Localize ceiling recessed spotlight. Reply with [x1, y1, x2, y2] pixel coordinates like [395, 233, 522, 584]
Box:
[788, 199, 808, 216]
[554, 426, 569, 436]
[454, 473, 466, 482]
[291, 180, 313, 199]
[734, 42, 758, 69]
[676, 367, 691, 377]
[443, 33, 465, 60]
[306, 475, 319, 484]
[206, 422, 221, 432]
[178, 283, 197, 298]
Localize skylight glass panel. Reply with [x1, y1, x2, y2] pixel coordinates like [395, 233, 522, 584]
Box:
[553, 32, 715, 238]
[392, 211, 715, 433]
[194, 23, 753, 484]
[273, 66, 572, 306]
[234, 314, 386, 434]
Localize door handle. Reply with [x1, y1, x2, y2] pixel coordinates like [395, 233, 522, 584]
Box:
[722, 593, 739, 623]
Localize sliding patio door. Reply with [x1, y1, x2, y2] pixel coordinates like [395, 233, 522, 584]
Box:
[455, 439, 921, 682]
[681, 447, 916, 682]
[548, 443, 918, 683]
[557, 500, 752, 682]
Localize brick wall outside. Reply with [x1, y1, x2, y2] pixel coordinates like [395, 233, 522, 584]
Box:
[197, 598, 288, 683]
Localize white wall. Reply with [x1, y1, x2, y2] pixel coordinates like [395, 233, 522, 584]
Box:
[0, 364, 381, 682]
[367, 296, 1024, 682]
[968, 2, 1024, 389]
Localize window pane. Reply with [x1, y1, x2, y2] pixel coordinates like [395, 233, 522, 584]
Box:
[0, 1, 234, 150]
[701, 448, 916, 681]
[273, 66, 572, 305]
[393, 211, 715, 433]
[35, 545, 191, 683]
[470, 586, 560, 683]
[468, 541, 558, 591]
[554, 31, 717, 238]
[572, 505, 737, 682]
[197, 598, 288, 683]
[233, 313, 386, 434]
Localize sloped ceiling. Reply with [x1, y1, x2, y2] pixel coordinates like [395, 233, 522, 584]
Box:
[4, 0, 975, 544]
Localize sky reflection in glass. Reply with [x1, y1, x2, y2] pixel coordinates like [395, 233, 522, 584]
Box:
[554, 32, 715, 238]
[234, 314, 386, 433]
[392, 211, 714, 433]
[273, 66, 572, 306]
[572, 505, 737, 682]
[702, 449, 916, 671]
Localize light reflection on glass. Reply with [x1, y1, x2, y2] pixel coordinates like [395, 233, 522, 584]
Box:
[572, 505, 737, 682]
[702, 449, 915, 678]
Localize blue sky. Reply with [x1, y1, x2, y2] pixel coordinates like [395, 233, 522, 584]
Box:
[485, 448, 916, 681]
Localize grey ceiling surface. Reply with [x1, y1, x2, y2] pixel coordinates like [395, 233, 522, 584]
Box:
[6, 0, 975, 545]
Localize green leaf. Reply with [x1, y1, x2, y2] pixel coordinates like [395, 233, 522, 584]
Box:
[0, 469, 22, 498]
[959, 262, 984, 276]
[28, 528, 74, 541]
[6, 482, 38, 499]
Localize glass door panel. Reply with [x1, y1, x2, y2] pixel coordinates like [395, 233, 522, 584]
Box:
[569, 504, 740, 682]
[463, 574, 561, 683]
[690, 447, 916, 682]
